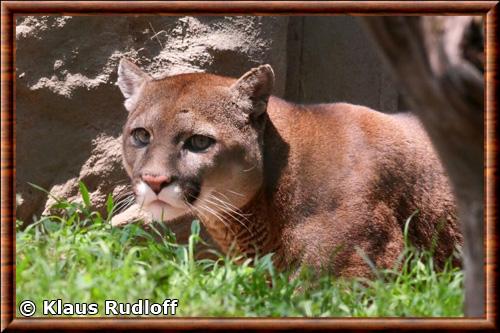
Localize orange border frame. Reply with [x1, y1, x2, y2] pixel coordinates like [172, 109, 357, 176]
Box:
[1, 1, 497, 331]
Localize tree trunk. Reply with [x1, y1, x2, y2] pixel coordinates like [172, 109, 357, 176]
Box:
[360, 16, 485, 317]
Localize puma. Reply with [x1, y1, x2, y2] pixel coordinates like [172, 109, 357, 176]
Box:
[117, 58, 462, 278]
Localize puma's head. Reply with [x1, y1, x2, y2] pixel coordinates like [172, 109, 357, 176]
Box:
[117, 59, 274, 222]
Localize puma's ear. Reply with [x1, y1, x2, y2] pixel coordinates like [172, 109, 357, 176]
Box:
[117, 58, 152, 112]
[231, 64, 274, 118]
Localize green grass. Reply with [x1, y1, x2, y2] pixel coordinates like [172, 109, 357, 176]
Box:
[16, 183, 464, 317]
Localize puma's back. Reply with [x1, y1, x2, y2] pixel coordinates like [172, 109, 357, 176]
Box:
[117, 59, 462, 277]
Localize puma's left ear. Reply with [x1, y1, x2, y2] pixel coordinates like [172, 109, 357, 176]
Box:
[231, 64, 274, 118]
[117, 58, 152, 112]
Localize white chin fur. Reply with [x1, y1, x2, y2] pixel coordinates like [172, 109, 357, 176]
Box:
[135, 180, 188, 221]
[148, 201, 186, 221]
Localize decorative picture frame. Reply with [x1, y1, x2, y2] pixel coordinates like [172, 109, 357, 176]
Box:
[1, 1, 497, 331]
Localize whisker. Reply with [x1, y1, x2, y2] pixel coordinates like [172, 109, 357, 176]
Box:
[114, 192, 134, 202]
[113, 195, 136, 213]
[113, 179, 132, 186]
[241, 164, 257, 173]
[113, 194, 134, 206]
[205, 196, 253, 228]
[186, 202, 208, 224]
[201, 206, 235, 237]
[196, 199, 236, 237]
[225, 189, 245, 197]
[185, 192, 238, 238]
[123, 198, 136, 211]
[113, 188, 134, 200]
[204, 194, 254, 237]
[211, 191, 253, 217]
[211, 193, 254, 230]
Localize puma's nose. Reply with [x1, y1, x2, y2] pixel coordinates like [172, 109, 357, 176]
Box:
[142, 174, 172, 195]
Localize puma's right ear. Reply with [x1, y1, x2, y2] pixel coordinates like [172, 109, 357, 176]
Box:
[117, 58, 152, 112]
[231, 64, 275, 118]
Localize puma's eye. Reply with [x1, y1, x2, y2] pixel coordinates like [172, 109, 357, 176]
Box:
[184, 135, 215, 152]
[131, 128, 150, 147]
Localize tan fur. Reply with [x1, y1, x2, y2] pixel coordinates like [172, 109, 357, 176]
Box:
[118, 59, 463, 278]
